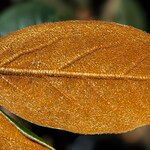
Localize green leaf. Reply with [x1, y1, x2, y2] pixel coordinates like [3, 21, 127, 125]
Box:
[0, 108, 55, 150]
[101, 0, 146, 30]
[0, 1, 75, 36]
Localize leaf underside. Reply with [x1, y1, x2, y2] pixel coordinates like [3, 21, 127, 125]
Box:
[0, 20, 150, 134]
[0, 108, 54, 149]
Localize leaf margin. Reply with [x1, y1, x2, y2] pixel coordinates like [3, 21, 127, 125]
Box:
[0, 107, 55, 150]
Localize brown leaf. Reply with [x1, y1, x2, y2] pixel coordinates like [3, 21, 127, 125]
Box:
[0, 21, 150, 134]
[0, 111, 50, 150]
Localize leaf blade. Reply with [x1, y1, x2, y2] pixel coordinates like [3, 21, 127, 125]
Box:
[0, 21, 150, 134]
[0, 108, 54, 149]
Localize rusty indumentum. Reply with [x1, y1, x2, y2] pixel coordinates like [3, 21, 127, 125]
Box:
[0, 21, 150, 149]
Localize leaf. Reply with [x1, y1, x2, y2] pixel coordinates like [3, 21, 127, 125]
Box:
[0, 1, 75, 36]
[0, 21, 150, 134]
[101, 0, 146, 30]
[0, 108, 54, 149]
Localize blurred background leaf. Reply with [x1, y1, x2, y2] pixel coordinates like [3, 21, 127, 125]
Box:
[101, 0, 146, 30]
[0, 0, 149, 36]
[0, 0, 75, 36]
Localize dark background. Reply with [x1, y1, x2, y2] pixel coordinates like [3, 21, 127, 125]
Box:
[0, 0, 150, 35]
[0, 0, 150, 150]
